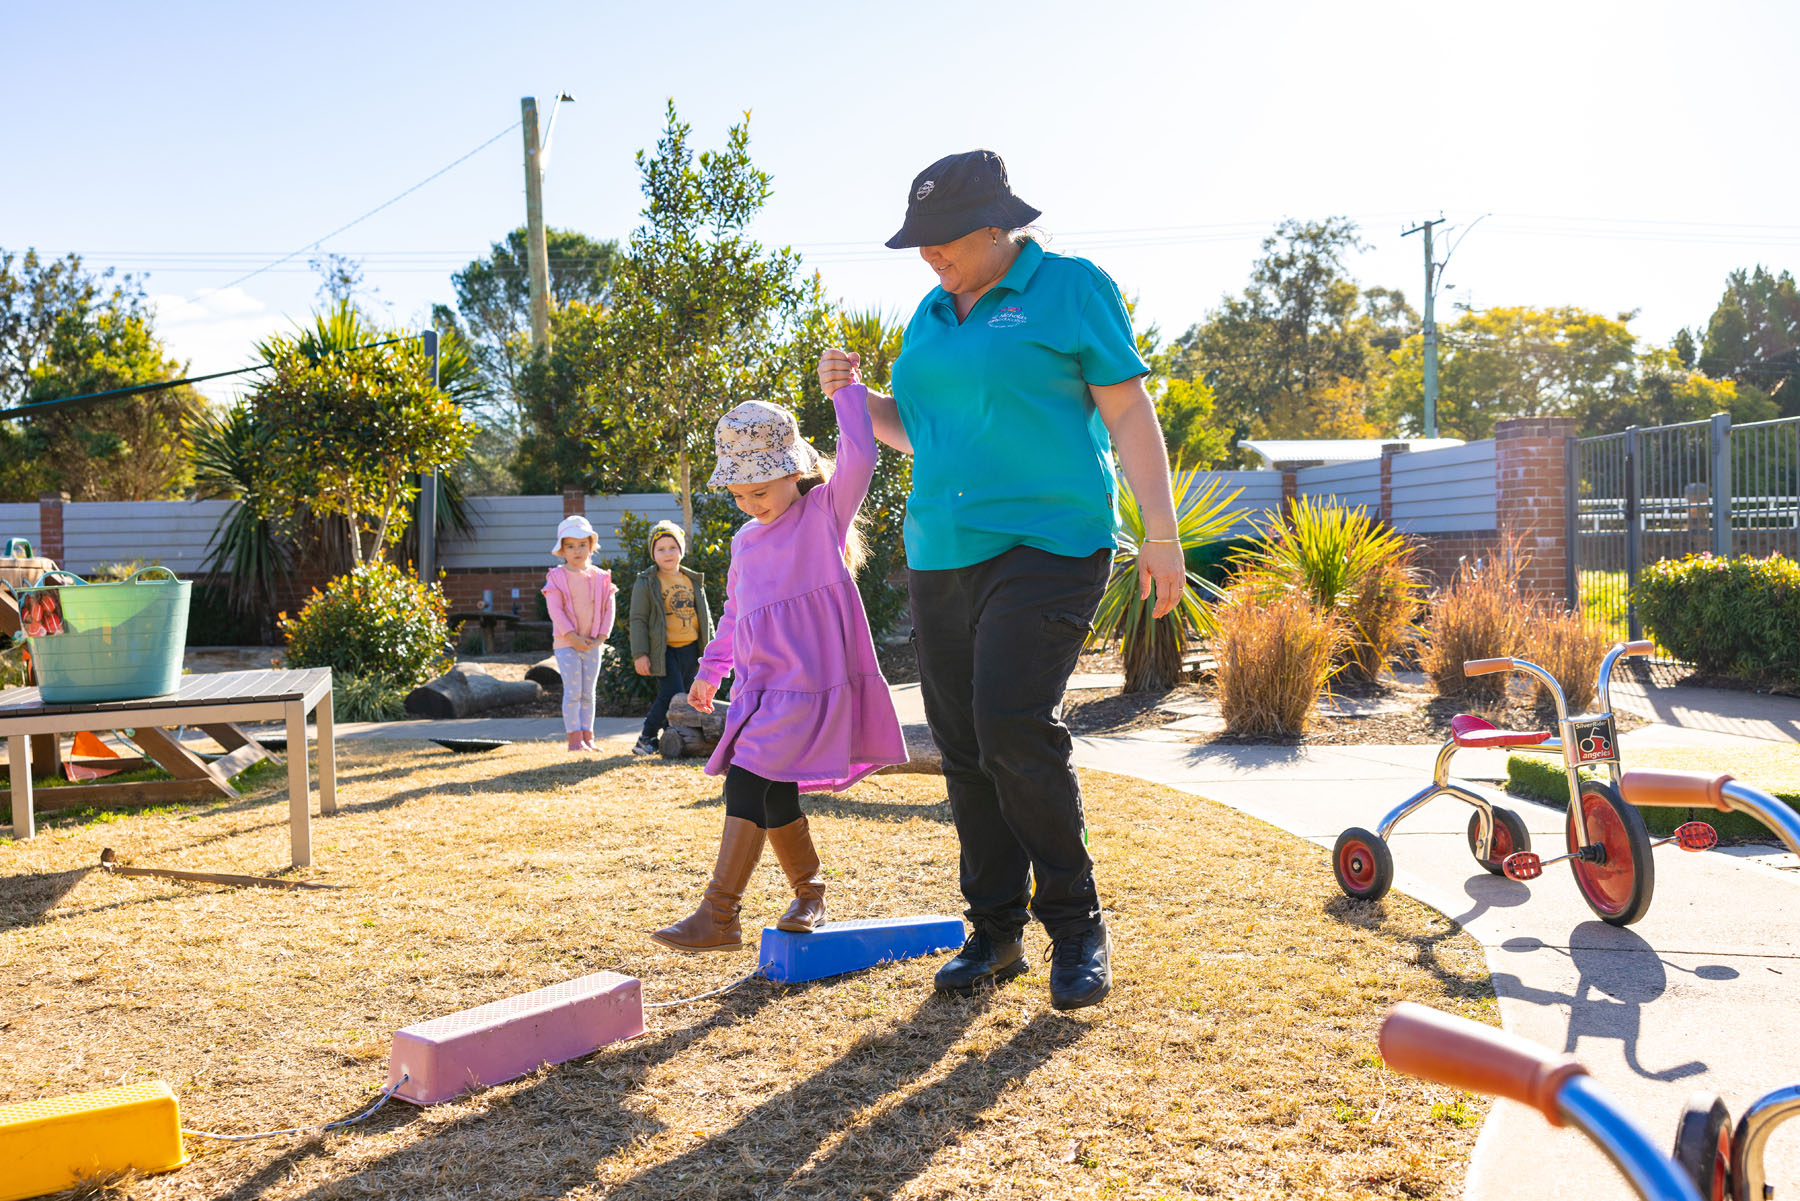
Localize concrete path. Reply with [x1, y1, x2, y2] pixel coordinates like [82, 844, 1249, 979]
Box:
[1069, 734, 1800, 1200]
[1612, 674, 1800, 745]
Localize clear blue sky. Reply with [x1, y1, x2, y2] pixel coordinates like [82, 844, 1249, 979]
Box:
[5, 0, 1796, 402]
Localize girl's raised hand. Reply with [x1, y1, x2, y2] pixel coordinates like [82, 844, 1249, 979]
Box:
[817, 347, 861, 397]
[688, 679, 717, 713]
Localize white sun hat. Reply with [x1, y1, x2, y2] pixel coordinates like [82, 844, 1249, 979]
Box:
[708, 401, 820, 487]
[551, 514, 599, 555]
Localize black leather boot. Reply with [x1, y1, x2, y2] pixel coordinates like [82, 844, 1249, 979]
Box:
[1048, 922, 1112, 1011]
[933, 929, 1026, 996]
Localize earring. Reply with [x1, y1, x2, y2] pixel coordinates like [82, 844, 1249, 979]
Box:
[991, 232, 998, 245]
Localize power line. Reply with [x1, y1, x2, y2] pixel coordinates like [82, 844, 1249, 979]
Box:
[202, 122, 523, 296]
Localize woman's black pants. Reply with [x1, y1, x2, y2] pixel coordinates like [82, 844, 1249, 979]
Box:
[908, 545, 1111, 941]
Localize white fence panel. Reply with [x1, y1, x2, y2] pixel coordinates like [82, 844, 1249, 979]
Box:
[0, 504, 41, 555]
[1295, 460, 1381, 512]
[439, 495, 565, 569]
[1192, 471, 1283, 536]
[1390, 441, 1496, 532]
[63, 500, 237, 573]
[587, 493, 685, 560]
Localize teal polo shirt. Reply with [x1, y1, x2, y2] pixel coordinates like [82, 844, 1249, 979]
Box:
[891, 239, 1149, 571]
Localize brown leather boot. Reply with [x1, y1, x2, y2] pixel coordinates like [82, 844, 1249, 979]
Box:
[651, 817, 764, 952]
[765, 816, 827, 933]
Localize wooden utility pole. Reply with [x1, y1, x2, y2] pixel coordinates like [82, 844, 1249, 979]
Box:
[1402, 217, 1444, 438]
[521, 97, 552, 351]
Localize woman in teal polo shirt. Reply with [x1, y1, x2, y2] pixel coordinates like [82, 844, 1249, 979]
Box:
[817, 150, 1183, 1012]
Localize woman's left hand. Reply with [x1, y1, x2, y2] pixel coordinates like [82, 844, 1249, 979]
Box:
[1138, 541, 1186, 619]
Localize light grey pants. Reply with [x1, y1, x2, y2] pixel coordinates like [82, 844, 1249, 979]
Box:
[554, 645, 601, 733]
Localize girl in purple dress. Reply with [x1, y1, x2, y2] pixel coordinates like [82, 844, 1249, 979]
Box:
[651, 378, 906, 954]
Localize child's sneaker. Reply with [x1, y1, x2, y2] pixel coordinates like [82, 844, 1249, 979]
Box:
[632, 735, 659, 757]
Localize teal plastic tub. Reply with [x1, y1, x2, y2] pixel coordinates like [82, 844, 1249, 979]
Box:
[16, 567, 191, 703]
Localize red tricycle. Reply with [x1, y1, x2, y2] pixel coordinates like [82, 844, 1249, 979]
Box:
[1332, 640, 1711, 926]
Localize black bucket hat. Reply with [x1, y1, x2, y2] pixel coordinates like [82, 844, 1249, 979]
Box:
[884, 150, 1041, 250]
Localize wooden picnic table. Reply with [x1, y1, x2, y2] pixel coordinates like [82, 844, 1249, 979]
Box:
[0, 667, 335, 867]
[448, 609, 525, 655]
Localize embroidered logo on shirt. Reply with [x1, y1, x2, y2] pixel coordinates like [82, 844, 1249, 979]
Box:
[988, 305, 1027, 328]
[915, 180, 935, 200]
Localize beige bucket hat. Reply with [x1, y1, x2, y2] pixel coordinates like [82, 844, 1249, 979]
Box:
[708, 401, 820, 487]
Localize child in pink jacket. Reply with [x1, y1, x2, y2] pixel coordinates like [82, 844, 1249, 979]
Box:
[542, 515, 616, 751]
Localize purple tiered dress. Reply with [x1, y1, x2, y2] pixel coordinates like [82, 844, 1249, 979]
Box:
[695, 384, 906, 792]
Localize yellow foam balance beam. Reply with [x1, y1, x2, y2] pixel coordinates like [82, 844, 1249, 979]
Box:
[0, 1081, 188, 1201]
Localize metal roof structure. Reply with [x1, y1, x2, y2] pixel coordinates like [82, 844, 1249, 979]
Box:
[1238, 438, 1466, 468]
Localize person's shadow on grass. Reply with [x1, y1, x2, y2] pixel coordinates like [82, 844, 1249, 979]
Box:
[604, 994, 1082, 1199]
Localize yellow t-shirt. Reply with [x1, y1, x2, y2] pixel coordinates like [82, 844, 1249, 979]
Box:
[660, 571, 698, 647]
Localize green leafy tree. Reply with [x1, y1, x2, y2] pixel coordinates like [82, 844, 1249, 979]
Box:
[440, 227, 622, 422]
[583, 101, 809, 534]
[1156, 377, 1231, 468]
[21, 306, 205, 500]
[1697, 266, 1800, 416]
[1584, 348, 1773, 431]
[252, 304, 474, 566]
[511, 299, 668, 495]
[1161, 219, 1394, 458]
[0, 248, 202, 501]
[1378, 305, 1638, 439]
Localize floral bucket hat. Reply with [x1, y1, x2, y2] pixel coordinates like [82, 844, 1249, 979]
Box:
[708, 401, 820, 487]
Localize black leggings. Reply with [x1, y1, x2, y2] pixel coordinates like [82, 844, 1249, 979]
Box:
[724, 765, 802, 829]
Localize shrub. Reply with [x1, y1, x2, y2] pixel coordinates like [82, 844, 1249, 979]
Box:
[187, 582, 268, 646]
[1524, 607, 1613, 712]
[333, 672, 411, 722]
[279, 560, 453, 689]
[1421, 543, 1536, 703]
[1634, 553, 1800, 688]
[1215, 588, 1341, 737]
[1230, 499, 1424, 683]
[1185, 535, 1260, 592]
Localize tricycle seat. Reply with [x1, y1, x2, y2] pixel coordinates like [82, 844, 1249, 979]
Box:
[1450, 713, 1552, 749]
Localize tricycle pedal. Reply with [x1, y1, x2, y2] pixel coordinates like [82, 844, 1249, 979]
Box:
[1502, 851, 1543, 881]
[1675, 821, 1718, 852]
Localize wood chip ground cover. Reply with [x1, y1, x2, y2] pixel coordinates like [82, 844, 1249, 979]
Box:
[1, 740, 1496, 1199]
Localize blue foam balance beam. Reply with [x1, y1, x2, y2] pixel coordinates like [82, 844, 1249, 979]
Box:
[758, 916, 966, 984]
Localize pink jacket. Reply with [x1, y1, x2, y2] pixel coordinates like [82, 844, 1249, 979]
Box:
[542, 565, 616, 642]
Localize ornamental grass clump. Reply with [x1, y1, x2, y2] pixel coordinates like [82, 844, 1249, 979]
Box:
[1524, 607, 1614, 713]
[1421, 542, 1535, 704]
[1215, 588, 1342, 737]
[1231, 497, 1424, 683]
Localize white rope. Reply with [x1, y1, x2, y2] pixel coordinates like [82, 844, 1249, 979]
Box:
[182, 1074, 408, 1141]
[642, 969, 760, 1009]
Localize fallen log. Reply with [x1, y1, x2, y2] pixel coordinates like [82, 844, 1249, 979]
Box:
[876, 725, 944, 776]
[658, 695, 728, 759]
[404, 668, 542, 720]
[525, 656, 562, 689]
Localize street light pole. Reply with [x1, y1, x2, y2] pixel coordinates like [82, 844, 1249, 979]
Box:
[1402, 218, 1443, 439]
[521, 97, 552, 352]
[419, 328, 440, 585]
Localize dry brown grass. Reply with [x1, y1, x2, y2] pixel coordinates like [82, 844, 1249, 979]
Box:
[1524, 608, 1614, 713]
[1421, 545, 1535, 704]
[1216, 590, 1343, 738]
[1340, 560, 1425, 686]
[2, 737, 1495, 1200]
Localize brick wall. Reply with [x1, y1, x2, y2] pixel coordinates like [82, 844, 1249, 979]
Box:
[1494, 415, 1576, 605]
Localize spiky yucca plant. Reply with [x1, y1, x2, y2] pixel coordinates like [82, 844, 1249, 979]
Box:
[1231, 496, 1423, 682]
[1091, 469, 1243, 693]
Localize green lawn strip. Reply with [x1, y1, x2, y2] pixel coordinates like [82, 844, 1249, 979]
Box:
[1507, 747, 1800, 839]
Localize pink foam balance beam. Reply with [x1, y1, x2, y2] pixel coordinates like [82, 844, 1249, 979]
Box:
[386, 971, 644, 1105]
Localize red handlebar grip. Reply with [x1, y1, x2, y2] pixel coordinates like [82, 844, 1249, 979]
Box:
[1619, 769, 1734, 812]
[1380, 1003, 1587, 1127]
[1462, 658, 1513, 676]
[1621, 640, 1655, 656]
